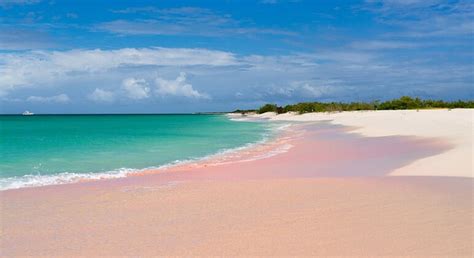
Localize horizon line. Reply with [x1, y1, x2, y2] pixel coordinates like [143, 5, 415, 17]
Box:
[0, 112, 231, 115]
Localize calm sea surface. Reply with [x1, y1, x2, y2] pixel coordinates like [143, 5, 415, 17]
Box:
[0, 114, 272, 189]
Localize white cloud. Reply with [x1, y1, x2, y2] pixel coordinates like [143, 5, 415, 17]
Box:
[0, 47, 322, 98]
[99, 7, 293, 37]
[88, 88, 115, 103]
[26, 93, 70, 103]
[270, 80, 338, 98]
[350, 40, 418, 50]
[97, 20, 294, 37]
[66, 12, 78, 19]
[89, 74, 209, 101]
[0, 28, 54, 50]
[0, 47, 238, 96]
[155, 72, 210, 99]
[0, 46, 472, 110]
[365, 0, 440, 6]
[0, 0, 40, 7]
[122, 78, 150, 100]
[298, 84, 330, 98]
[315, 51, 375, 64]
[364, 0, 474, 38]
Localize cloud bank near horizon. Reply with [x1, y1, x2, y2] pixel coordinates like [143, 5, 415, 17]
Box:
[1, 45, 472, 113]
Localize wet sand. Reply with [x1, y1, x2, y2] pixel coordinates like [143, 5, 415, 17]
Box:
[1, 121, 472, 256]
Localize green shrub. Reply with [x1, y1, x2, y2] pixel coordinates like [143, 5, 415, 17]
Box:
[257, 104, 279, 114]
[254, 97, 473, 115]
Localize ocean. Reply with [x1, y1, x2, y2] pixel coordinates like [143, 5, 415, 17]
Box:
[0, 114, 272, 190]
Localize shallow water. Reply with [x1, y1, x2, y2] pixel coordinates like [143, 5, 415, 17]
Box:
[0, 114, 272, 189]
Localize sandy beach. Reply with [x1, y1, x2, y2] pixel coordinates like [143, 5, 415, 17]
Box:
[1, 109, 473, 256]
[258, 108, 473, 178]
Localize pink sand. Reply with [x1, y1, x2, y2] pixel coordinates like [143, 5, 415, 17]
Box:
[1, 123, 471, 256]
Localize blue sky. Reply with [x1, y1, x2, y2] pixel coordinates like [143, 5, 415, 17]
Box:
[0, 0, 472, 113]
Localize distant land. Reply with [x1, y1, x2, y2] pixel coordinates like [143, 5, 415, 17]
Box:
[233, 96, 474, 114]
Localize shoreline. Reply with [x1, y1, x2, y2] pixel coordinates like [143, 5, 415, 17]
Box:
[2, 109, 472, 256]
[2, 108, 471, 191]
[0, 118, 291, 191]
[2, 114, 456, 193]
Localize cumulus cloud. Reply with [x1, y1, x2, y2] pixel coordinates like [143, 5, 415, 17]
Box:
[155, 72, 210, 99]
[26, 93, 70, 103]
[0, 47, 238, 96]
[88, 88, 115, 103]
[122, 78, 150, 100]
[86, 73, 209, 102]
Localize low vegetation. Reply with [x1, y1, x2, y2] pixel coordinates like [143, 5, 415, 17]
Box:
[235, 96, 474, 114]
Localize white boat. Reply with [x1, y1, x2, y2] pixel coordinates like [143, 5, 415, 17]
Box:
[22, 110, 34, 116]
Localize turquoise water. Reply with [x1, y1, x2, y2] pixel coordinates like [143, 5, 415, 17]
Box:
[0, 114, 271, 189]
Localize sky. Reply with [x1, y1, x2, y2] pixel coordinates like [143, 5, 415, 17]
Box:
[0, 0, 472, 113]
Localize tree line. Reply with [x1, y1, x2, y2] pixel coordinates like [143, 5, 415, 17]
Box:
[233, 96, 474, 114]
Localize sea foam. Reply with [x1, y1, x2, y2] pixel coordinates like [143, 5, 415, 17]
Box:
[0, 121, 293, 191]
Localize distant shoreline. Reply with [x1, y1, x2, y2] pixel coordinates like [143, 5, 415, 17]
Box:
[233, 96, 474, 115]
